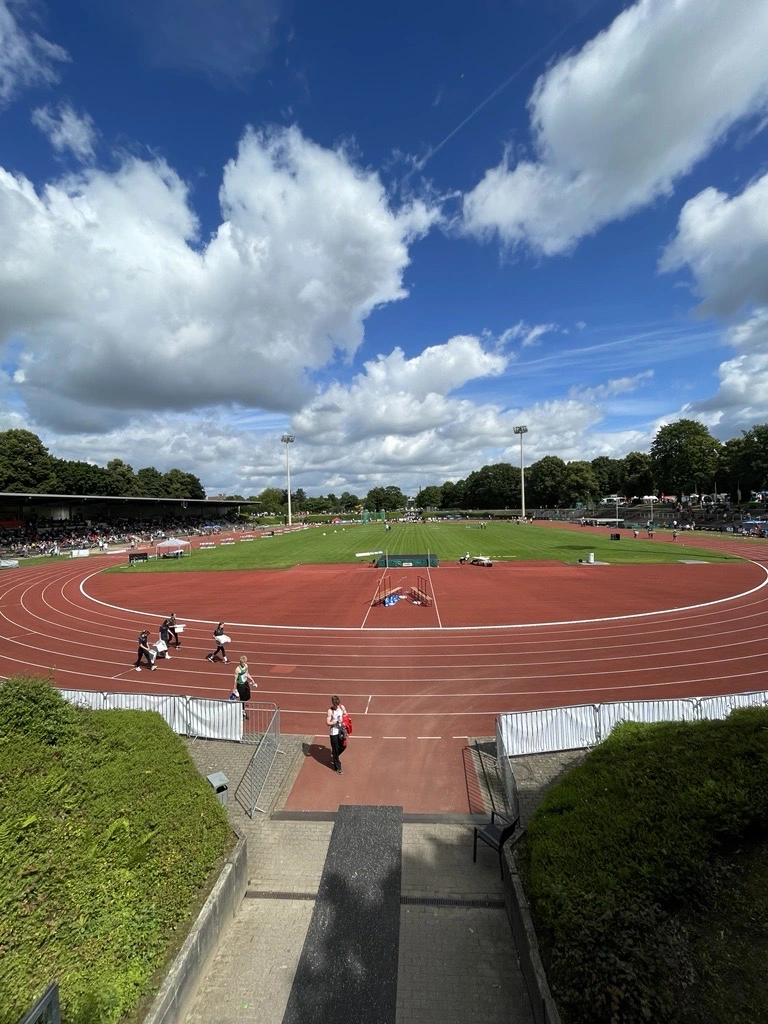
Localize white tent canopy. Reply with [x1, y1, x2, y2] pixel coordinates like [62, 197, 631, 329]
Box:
[155, 537, 191, 557]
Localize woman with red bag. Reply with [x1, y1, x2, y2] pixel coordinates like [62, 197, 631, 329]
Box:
[326, 694, 348, 775]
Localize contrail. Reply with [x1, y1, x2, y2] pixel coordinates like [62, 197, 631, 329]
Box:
[409, 0, 612, 177]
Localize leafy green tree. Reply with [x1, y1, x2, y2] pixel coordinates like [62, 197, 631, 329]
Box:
[562, 460, 599, 505]
[0, 429, 58, 492]
[51, 458, 107, 495]
[590, 456, 622, 496]
[339, 491, 360, 512]
[364, 487, 387, 511]
[382, 486, 407, 510]
[650, 420, 720, 495]
[463, 463, 519, 509]
[161, 468, 205, 499]
[737, 424, 768, 495]
[293, 487, 307, 510]
[440, 479, 466, 509]
[102, 458, 135, 496]
[714, 438, 744, 500]
[526, 456, 567, 506]
[618, 451, 655, 499]
[257, 487, 286, 514]
[134, 467, 166, 497]
[416, 485, 442, 508]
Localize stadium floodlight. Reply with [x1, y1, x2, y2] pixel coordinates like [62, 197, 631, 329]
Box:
[281, 435, 295, 526]
[513, 426, 528, 519]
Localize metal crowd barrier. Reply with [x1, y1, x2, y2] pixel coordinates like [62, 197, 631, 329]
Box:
[235, 704, 282, 816]
[496, 688, 768, 762]
[15, 983, 61, 1024]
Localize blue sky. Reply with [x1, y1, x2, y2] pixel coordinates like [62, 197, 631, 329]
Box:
[1, 0, 768, 497]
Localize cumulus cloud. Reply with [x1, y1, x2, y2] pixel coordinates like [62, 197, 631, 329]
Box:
[31, 102, 98, 160]
[462, 0, 768, 254]
[660, 172, 768, 317]
[0, 0, 68, 106]
[0, 125, 439, 432]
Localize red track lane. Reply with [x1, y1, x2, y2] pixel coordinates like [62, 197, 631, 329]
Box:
[2, 533, 767, 812]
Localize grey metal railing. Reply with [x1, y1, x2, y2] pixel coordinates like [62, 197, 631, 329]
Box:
[235, 703, 282, 815]
[15, 983, 61, 1024]
[495, 716, 520, 821]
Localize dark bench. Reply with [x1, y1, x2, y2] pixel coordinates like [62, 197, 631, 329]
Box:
[128, 552, 148, 564]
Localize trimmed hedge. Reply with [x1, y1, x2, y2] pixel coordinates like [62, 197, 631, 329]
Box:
[523, 709, 768, 1024]
[0, 677, 233, 1024]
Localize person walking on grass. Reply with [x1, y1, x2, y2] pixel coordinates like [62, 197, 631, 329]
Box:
[134, 629, 156, 672]
[207, 622, 229, 663]
[327, 694, 347, 774]
[231, 656, 256, 720]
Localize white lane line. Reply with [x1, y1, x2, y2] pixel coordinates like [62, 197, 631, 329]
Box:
[365, 694, 372, 714]
[417, 735, 441, 740]
[453, 735, 469, 740]
[383, 735, 407, 739]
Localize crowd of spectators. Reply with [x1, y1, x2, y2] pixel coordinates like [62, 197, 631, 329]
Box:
[0, 512, 244, 558]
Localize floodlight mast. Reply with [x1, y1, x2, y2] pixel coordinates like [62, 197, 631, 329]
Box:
[281, 435, 295, 526]
[513, 425, 528, 519]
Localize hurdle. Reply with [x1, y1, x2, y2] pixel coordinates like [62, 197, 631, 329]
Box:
[373, 575, 403, 606]
[409, 574, 433, 606]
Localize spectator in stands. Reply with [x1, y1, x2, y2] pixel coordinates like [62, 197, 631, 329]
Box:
[207, 622, 229, 663]
[327, 694, 347, 774]
[135, 629, 156, 671]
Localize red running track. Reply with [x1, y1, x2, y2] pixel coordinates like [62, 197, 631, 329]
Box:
[1, 532, 767, 812]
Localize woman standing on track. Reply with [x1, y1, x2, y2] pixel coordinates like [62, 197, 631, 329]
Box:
[327, 694, 347, 774]
[231, 656, 256, 719]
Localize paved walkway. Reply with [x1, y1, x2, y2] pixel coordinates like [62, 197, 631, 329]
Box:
[181, 735, 537, 1024]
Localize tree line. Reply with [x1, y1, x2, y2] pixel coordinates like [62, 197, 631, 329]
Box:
[0, 430, 205, 500]
[2, 420, 767, 511]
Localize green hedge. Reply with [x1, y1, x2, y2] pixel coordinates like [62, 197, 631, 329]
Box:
[523, 709, 768, 1024]
[0, 678, 233, 1024]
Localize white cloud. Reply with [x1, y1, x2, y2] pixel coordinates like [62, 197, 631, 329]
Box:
[660, 172, 768, 317]
[569, 370, 654, 401]
[31, 102, 98, 160]
[0, 125, 439, 432]
[499, 320, 558, 347]
[0, 0, 68, 106]
[462, 0, 768, 254]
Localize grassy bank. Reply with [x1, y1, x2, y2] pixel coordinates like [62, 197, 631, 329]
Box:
[110, 520, 735, 572]
[0, 678, 233, 1024]
[522, 709, 768, 1024]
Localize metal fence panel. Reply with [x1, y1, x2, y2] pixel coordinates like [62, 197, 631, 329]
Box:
[15, 982, 61, 1024]
[597, 698, 697, 740]
[58, 689, 105, 711]
[187, 697, 244, 742]
[498, 704, 598, 757]
[697, 689, 768, 720]
[103, 691, 183, 733]
[495, 716, 520, 821]
[235, 704, 281, 815]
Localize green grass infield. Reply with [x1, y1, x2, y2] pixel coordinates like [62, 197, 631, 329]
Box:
[111, 521, 736, 572]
